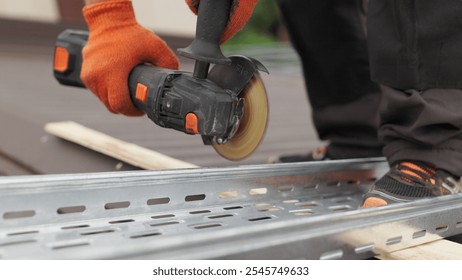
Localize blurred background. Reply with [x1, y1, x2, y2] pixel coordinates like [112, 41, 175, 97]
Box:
[0, 0, 321, 176]
[0, 0, 285, 40]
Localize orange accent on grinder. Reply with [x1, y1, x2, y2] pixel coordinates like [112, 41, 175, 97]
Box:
[53, 47, 70, 73]
[185, 113, 199, 134]
[135, 83, 148, 103]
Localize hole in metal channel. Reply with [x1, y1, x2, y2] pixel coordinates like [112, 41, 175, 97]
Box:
[258, 208, 280, 212]
[328, 205, 353, 212]
[0, 239, 37, 247]
[292, 210, 315, 216]
[61, 224, 90, 230]
[185, 194, 206, 202]
[323, 193, 345, 199]
[219, 191, 238, 199]
[435, 225, 449, 233]
[347, 179, 361, 185]
[249, 188, 267, 195]
[190, 210, 211, 215]
[130, 231, 162, 239]
[147, 197, 170, 206]
[304, 184, 318, 190]
[7, 230, 39, 236]
[248, 216, 272, 222]
[193, 223, 222, 230]
[109, 219, 135, 224]
[283, 199, 299, 204]
[256, 202, 272, 207]
[456, 221, 462, 229]
[297, 202, 319, 208]
[412, 230, 426, 239]
[326, 181, 340, 187]
[57, 205, 86, 215]
[152, 214, 175, 219]
[3, 210, 36, 219]
[80, 229, 116, 236]
[105, 201, 130, 210]
[208, 214, 233, 219]
[320, 249, 344, 260]
[278, 185, 294, 192]
[333, 197, 353, 204]
[150, 221, 180, 227]
[51, 241, 90, 250]
[354, 243, 375, 254]
[224, 206, 243, 210]
[386, 236, 403, 246]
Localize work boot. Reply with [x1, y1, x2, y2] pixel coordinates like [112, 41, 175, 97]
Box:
[361, 160, 461, 208]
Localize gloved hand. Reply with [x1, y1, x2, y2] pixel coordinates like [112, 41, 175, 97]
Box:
[81, 0, 179, 116]
[185, 0, 258, 44]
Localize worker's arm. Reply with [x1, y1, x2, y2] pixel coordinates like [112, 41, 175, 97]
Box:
[81, 0, 179, 116]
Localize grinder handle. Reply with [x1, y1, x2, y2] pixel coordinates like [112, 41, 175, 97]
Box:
[178, 0, 232, 79]
[177, 0, 231, 65]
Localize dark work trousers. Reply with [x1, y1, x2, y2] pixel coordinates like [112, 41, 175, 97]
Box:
[278, 0, 383, 159]
[368, 0, 462, 176]
[279, 0, 462, 176]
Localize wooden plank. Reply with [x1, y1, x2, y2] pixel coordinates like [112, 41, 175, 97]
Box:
[45, 121, 199, 170]
[378, 239, 462, 260]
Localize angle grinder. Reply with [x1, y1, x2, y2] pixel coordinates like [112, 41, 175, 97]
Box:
[53, 0, 269, 161]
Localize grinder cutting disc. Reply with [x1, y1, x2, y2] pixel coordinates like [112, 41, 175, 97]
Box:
[212, 73, 269, 161]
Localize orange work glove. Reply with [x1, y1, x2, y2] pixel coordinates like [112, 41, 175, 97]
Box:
[81, 0, 179, 116]
[185, 0, 258, 44]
